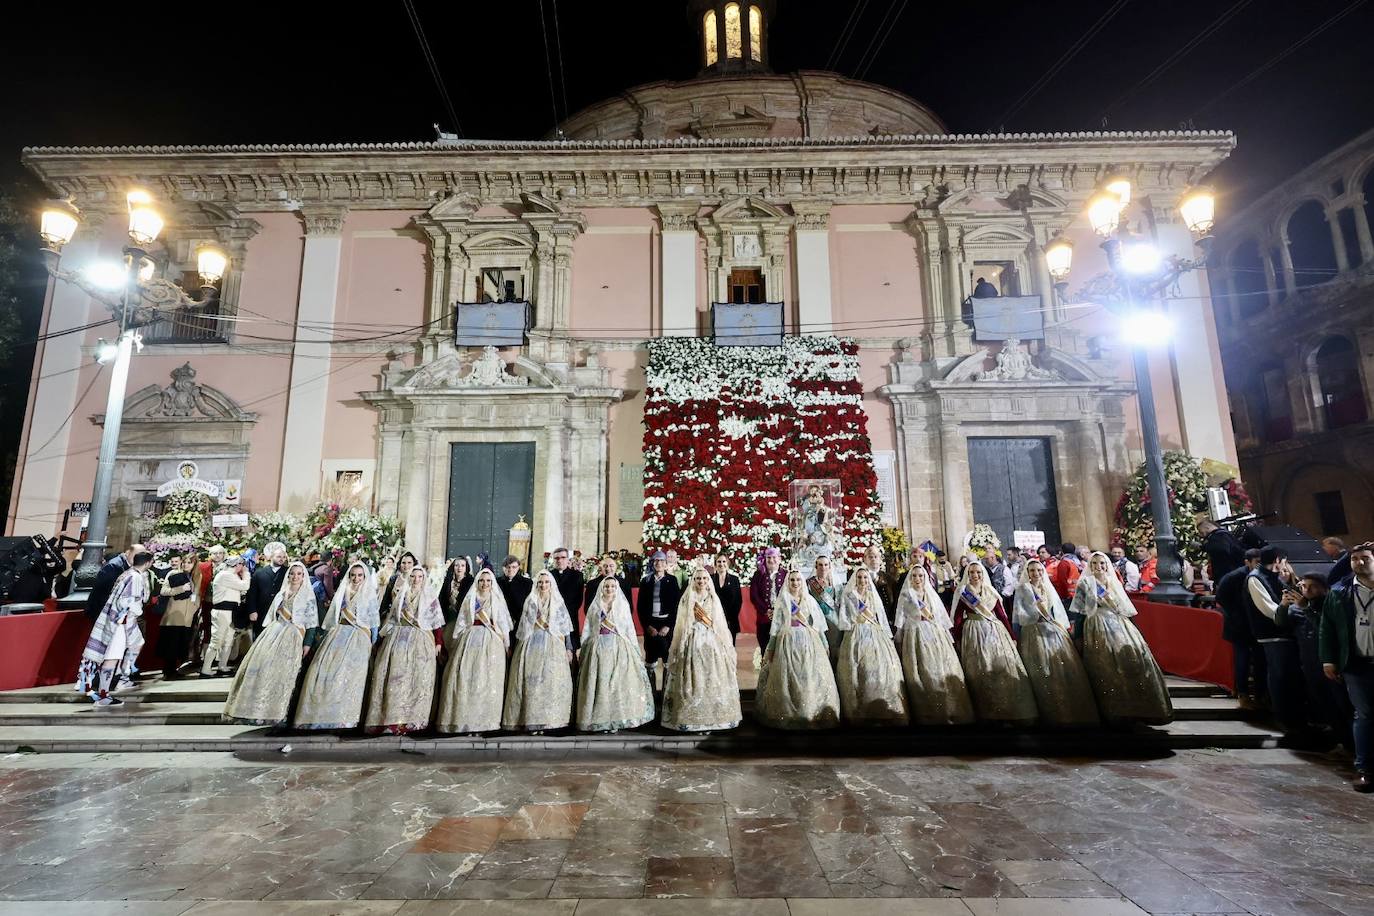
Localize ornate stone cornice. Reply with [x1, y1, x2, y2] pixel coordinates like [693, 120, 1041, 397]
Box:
[24, 132, 1236, 214]
[791, 200, 832, 231]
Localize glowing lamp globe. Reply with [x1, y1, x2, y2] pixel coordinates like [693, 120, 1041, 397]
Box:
[1123, 309, 1174, 348]
[1179, 187, 1216, 236]
[1105, 176, 1132, 209]
[1044, 237, 1074, 281]
[1120, 242, 1163, 276]
[1088, 192, 1124, 238]
[39, 204, 79, 249]
[196, 246, 228, 284]
[125, 189, 164, 247]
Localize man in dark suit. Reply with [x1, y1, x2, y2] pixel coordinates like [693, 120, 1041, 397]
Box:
[243, 542, 288, 637]
[637, 552, 681, 689]
[84, 543, 142, 619]
[585, 554, 633, 609]
[711, 553, 743, 643]
[548, 547, 586, 650]
[497, 555, 533, 630]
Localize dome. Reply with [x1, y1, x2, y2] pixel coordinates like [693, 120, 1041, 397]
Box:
[555, 70, 947, 141]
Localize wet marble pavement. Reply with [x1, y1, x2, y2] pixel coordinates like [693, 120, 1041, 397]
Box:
[0, 750, 1370, 915]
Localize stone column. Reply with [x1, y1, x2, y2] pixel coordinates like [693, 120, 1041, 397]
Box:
[1153, 213, 1233, 464]
[792, 201, 833, 334]
[1277, 237, 1298, 299]
[938, 419, 968, 553]
[10, 214, 109, 535]
[542, 422, 566, 551]
[1353, 202, 1374, 264]
[404, 427, 432, 558]
[658, 205, 699, 337]
[278, 206, 346, 512]
[1327, 206, 1351, 274]
[1076, 418, 1109, 547]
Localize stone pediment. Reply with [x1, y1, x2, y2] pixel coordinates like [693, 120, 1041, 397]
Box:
[395, 348, 562, 391]
[939, 345, 1103, 385]
[109, 362, 258, 424]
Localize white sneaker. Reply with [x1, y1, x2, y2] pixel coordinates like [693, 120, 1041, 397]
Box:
[115, 678, 135, 692]
[93, 696, 124, 707]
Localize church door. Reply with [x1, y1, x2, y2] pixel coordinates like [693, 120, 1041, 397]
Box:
[966, 437, 1062, 551]
[445, 442, 536, 560]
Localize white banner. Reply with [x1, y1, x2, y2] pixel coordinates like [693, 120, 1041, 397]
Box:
[1013, 529, 1046, 551]
[156, 478, 221, 498]
[212, 513, 250, 528]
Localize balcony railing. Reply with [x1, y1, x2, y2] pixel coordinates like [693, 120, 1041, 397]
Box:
[139, 302, 228, 344]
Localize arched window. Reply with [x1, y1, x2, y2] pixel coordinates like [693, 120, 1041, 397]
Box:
[1315, 336, 1368, 429]
[704, 10, 718, 66]
[1286, 200, 1339, 289]
[724, 2, 742, 59]
[749, 5, 763, 61]
[1229, 238, 1269, 318]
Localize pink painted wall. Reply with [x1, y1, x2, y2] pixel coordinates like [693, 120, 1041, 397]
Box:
[569, 209, 656, 338]
[829, 205, 923, 336]
[335, 211, 427, 329]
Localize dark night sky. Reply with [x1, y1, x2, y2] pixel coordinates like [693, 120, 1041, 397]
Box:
[2, 0, 1371, 210]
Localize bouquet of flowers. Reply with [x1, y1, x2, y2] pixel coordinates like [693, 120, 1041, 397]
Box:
[880, 526, 912, 574]
[155, 491, 211, 537]
[319, 508, 404, 570]
[250, 511, 302, 547]
[1111, 450, 1251, 566]
[146, 533, 202, 561]
[965, 523, 1001, 560]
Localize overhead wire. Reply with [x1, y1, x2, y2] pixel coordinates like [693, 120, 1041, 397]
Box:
[403, 0, 464, 137]
[536, 0, 564, 136]
[1099, 0, 1255, 121]
[1188, 0, 1368, 119]
[854, 0, 911, 81]
[550, 0, 572, 130]
[824, 0, 871, 71]
[990, 0, 1133, 131]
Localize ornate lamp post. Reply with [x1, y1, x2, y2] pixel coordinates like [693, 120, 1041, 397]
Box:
[1046, 181, 1216, 604]
[38, 191, 227, 603]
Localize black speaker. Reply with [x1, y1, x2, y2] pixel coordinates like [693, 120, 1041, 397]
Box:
[1245, 524, 1333, 577]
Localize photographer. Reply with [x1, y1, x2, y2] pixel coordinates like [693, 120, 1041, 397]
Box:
[1245, 547, 1314, 743]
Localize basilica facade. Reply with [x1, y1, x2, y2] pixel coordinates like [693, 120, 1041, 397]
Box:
[9, 1, 1237, 562]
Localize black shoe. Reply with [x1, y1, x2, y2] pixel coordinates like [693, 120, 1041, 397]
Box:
[1355, 773, 1373, 794]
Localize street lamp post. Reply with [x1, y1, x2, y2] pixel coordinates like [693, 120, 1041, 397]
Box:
[38, 192, 226, 605]
[1046, 181, 1215, 604]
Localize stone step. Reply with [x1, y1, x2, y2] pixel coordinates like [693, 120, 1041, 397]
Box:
[1170, 695, 1252, 720]
[0, 701, 228, 726]
[1164, 676, 1229, 698]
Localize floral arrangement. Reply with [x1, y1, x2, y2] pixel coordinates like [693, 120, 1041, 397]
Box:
[880, 526, 913, 575]
[1112, 450, 1253, 565]
[145, 533, 202, 561]
[303, 502, 343, 541]
[641, 336, 884, 564]
[313, 507, 404, 570]
[155, 491, 211, 537]
[250, 511, 303, 547]
[965, 523, 1002, 560]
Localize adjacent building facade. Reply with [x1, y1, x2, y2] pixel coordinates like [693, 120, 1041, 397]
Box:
[1210, 126, 1374, 543]
[8, 2, 1238, 562]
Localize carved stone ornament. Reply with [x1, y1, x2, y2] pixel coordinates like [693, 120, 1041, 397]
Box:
[457, 346, 529, 387]
[732, 233, 763, 259]
[976, 338, 1060, 382]
[147, 363, 219, 417]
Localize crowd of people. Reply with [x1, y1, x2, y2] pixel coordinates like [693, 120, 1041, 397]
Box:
[77, 537, 1176, 738]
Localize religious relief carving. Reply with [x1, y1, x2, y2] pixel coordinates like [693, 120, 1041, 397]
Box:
[976, 338, 1060, 382]
[456, 346, 529, 388]
[732, 233, 763, 259]
[147, 363, 220, 417]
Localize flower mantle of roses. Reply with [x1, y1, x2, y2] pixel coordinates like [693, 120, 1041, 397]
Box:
[642, 335, 883, 563]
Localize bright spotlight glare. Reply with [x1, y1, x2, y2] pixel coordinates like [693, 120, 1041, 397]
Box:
[1120, 242, 1162, 275]
[95, 339, 119, 364]
[83, 261, 127, 290]
[1123, 310, 1174, 347]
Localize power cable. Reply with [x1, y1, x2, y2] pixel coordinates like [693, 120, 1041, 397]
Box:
[1188, 0, 1367, 119]
[23, 364, 104, 459]
[1100, 0, 1255, 121]
[403, 0, 464, 137]
[991, 0, 1132, 131]
[855, 0, 911, 81]
[824, 0, 871, 71]
[537, 0, 564, 135]
[550, 0, 572, 130]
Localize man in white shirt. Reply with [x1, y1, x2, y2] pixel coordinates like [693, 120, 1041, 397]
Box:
[1110, 545, 1142, 592]
[1245, 546, 1311, 741]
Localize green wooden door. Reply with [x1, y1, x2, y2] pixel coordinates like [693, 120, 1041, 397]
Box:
[445, 442, 535, 559]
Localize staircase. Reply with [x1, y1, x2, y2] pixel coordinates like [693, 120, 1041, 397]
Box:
[0, 674, 1280, 755]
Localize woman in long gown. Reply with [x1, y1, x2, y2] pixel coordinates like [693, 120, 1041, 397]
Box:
[755, 568, 841, 730]
[436, 568, 513, 734]
[294, 561, 379, 730]
[1013, 559, 1099, 729]
[835, 566, 910, 727]
[577, 577, 655, 732]
[951, 562, 1038, 726]
[224, 561, 319, 726]
[1071, 551, 1173, 725]
[365, 566, 445, 735]
[894, 565, 975, 725]
[502, 569, 574, 732]
[662, 567, 742, 732]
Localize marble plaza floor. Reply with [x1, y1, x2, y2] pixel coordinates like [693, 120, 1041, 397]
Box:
[0, 747, 1370, 916]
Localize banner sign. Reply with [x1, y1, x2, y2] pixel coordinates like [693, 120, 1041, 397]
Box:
[1013, 529, 1046, 551]
[971, 296, 1044, 340]
[212, 513, 250, 528]
[156, 478, 220, 498]
[455, 301, 529, 347]
[712, 302, 785, 347]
